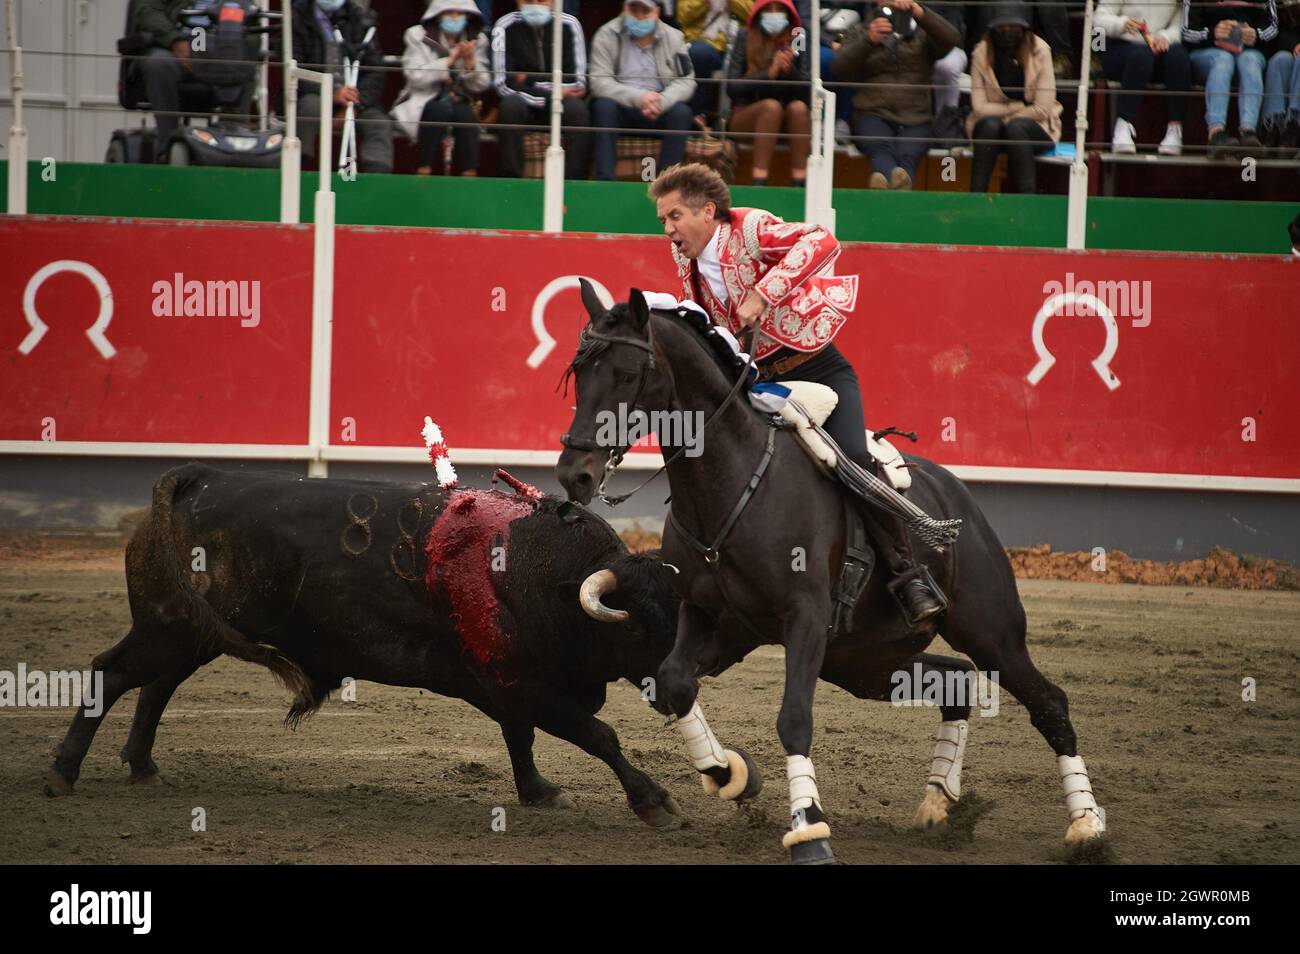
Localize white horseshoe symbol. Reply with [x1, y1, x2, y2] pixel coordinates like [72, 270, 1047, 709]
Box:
[19, 260, 116, 359]
[527, 276, 614, 369]
[1026, 291, 1120, 391]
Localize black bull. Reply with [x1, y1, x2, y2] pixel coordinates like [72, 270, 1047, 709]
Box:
[44, 463, 697, 826]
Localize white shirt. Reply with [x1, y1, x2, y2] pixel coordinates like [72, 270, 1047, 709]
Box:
[696, 224, 728, 305]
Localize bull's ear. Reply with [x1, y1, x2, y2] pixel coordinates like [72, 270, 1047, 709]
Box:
[628, 288, 650, 330]
[579, 278, 606, 321]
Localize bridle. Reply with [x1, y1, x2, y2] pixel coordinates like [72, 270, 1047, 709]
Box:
[560, 311, 757, 507]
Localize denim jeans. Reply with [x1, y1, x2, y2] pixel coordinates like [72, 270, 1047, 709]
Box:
[688, 40, 725, 117]
[590, 98, 694, 180]
[1264, 50, 1300, 122]
[851, 115, 931, 179]
[1189, 46, 1265, 131]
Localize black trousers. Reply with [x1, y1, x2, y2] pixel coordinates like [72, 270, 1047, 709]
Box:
[767, 343, 873, 473]
[496, 95, 591, 179]
[417, 96, 481, 173]
[971, 115, 1053, 192]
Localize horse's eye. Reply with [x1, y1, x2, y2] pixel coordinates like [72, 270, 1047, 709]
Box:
[616, 369, 638, 384]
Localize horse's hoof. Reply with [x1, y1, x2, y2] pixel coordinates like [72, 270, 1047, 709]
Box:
[634, 795, 683, 829]
[530, 790, 576, 810]
[1065, 811, 1105, 845]
[702, 748, 763, 802]
[127, 770, 165, 788]
[44, 768, 75, 798]
[789, 838, 836, 865]
[912, 786, 955, 831]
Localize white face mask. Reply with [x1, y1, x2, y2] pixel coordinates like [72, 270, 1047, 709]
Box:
[316, 0, 347, 13]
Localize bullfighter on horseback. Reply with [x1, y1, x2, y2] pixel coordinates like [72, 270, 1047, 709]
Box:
[649, 161, 945, 631]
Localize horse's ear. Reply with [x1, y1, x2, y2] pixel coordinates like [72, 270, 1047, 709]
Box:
[628, 288, 650, 330]
[579, 278, 606, 322]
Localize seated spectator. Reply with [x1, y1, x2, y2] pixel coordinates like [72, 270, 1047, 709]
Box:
[1262, 0, 1300, 149]
[1095, 0, 1190, 155]
[677, 0, 755, 123]
[967, 4, 1062, 193]
[393, 0, 492, 176]
[1290, 210, 1300, 253]
[1183, 0, 1278, 156]
[289, 0, 394, 174]
[929, 2, 970, 145]
[968, 0, 1075, 77]
[133, 0, 253, 153]
[832, 0, 960, 190]
[589, 1, 698, 181]
[726, 0, 810, 185]
[492, 0, 592, 179]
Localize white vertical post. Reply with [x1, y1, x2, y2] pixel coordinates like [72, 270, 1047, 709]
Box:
[305, 71, 334, 477]
[803, 0, 834, 229]
[542, 0, 565, 232]
[280, 1, 300, 223]
[6, 0, 27, 215]
[1067, 0, 1096, 250]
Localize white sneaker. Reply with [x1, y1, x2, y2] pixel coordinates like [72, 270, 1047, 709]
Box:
[835, 119, 851, 144]
[1157, 123, 1183, 156]
[1112, 119, 1137, 154]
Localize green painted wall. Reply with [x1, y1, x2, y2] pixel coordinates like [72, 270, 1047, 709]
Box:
[4, 161, 1292, 254]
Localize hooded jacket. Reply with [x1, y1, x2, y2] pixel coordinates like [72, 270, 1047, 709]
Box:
[677, 0, 755, 52]
[831, 3, 961, 125]
[392, 0, 491, 139]
[588, 13, 698, 110]
[727, 0, 809, 108]
[967, 31, 1063, 141]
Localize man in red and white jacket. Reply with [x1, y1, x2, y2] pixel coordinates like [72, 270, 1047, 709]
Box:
[648, 162, 944, 630]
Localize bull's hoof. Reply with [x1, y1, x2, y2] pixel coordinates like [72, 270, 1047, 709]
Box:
[44, 768, 75, 798]
[700, 747, 763, 802]
[1065, 810, 1105, 845]
[634, 795, 683, 829]
[526, 790, 576, 810]
[788, 837, 836, 866]
[912, 785, 955, 831]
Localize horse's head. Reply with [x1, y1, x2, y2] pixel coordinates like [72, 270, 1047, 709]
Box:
[557, 279, 667, 504]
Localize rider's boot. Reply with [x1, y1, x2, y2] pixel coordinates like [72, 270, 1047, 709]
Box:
[857, 505, 947, 633]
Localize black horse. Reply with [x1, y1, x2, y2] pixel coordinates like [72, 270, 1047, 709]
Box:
[557, 281, 1106, 864]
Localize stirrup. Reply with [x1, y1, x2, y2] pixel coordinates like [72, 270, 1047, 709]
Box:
[887, 566, 949, 630]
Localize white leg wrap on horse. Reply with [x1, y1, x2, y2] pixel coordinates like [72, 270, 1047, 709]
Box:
[782, 756, 831, 848]
[674, 702, 728, 772]
[786, 755, 821, 813]
[927, 720, 968, 801]
[1058, 755, 1104, 826]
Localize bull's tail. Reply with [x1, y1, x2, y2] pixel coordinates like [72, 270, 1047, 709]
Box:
[150, 467, 319, 728]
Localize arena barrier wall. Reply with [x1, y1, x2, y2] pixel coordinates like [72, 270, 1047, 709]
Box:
[2, 215, 1296, 492]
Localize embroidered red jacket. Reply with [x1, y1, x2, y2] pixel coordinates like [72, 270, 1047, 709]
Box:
[670, 207, 859, 360]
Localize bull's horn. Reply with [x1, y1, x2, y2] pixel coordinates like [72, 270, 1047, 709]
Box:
[579, 569, 628, 623]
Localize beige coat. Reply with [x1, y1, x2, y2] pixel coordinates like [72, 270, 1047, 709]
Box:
[966, 34, 1062, 143]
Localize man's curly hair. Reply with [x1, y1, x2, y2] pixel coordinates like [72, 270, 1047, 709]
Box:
[648, 163, 731, 221]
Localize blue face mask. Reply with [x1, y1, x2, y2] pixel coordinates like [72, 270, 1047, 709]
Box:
[316, 0, 346, 12]
[625, 14, 657, 37]
[440, 14, 467, 36]
[759, 11, 790, 36]
[520, 5, 552, 27]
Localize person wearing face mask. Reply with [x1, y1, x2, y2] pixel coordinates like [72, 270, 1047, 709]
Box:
[832, 0, 961, 190]
[589, 1, 699, 181]
[393, 0, 492, 176]
[491, 0, 592, 178]
[726, 0, 811, 186]
[282, 0, 394, 173]
[966, 3, 1061, 193]
[677, 0, 756, 124]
